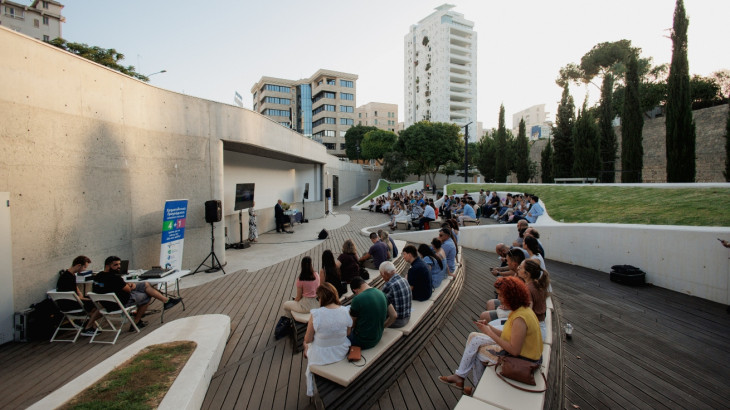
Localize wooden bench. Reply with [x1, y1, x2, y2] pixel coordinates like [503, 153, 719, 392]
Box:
[463, 219, 480, 226]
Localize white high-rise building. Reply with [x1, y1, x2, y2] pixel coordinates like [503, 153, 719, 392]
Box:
[404, 4, 477, 139]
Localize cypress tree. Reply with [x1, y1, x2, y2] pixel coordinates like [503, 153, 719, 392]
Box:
[599, 73, 618, 182]
[541, 138, 554, 183]
[495, 105, 509, 182]
[572, 99, 601, 179]
[665, 0, 696, 182]
[621, 54, 644, 183]
[514, 118, 531, 182]
[552, 84, 575, 178]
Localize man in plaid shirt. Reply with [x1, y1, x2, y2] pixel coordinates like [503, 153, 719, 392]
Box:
[379, 261, 411, 329]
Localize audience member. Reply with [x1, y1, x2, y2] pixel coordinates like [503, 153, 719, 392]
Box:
[525, 227, 545, 257]
[320, 250, 347, 297]
[512, 220, 529, 248]
[378, 229, 398, 259]
[402, 245, 432, 301]
[458, 198, 477, 226]
[418, 243, 447, 288]
[349, 276, 395, 349]
[281, 256, 321, 316]
[518, 259, 550, 341]
[482, 249, 527, 320]
[303, 283, 352, 396]
[417, 202, 436, 230]
[523, 236, 546, 270]
[379, 261, 411, 328]
[359, 232, 389, 270]
[336, 239, 360, 284]
[439, 228, 457, 274]
[56, 255, 95, 313]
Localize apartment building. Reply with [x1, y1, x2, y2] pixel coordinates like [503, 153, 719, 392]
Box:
[404, 4, 477, 138]
[512, 104, 551, 140]
[355, 102, 398, 133]
[251, 69, 357, 157]
[0, 0, 63, 42]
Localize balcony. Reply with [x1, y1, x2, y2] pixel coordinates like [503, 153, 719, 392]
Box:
[449, 72, 470, 83]
[4, 10, 25, 20]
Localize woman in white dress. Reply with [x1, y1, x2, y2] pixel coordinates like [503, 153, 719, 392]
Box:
[248, 201, 258, 242]
[303, 283, 352, 397]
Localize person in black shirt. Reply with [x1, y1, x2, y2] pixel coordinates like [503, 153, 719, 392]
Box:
[56, 255, 95, 312]
[402, 245, 432, 301]
[92, 256, 180, 331]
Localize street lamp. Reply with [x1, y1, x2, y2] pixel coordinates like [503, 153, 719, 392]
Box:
[146, 69, 167, 78]
[462, 122, 473, 183]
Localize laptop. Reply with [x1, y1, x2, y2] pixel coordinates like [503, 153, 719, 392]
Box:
[139, 267, 175, 279]
[120, 260, 130, 276]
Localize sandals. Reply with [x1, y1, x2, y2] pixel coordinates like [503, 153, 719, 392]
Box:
[462, 386, 473, 396]
[438, 375, 464, 390]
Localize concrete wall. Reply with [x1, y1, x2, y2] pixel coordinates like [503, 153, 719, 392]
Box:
[391, 220, 730, 305]
[0, 27, 375, 312]
[0, 193, 13, 344]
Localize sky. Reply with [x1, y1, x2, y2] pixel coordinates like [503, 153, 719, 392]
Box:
[61, 0, 729, 130]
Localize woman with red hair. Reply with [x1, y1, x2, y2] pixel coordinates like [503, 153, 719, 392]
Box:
[439, 276, 543, 393]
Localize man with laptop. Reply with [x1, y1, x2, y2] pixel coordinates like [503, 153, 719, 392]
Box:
[87, 256, 180, 333]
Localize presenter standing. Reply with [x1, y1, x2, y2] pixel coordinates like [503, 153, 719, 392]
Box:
[248, 201, 258, 242]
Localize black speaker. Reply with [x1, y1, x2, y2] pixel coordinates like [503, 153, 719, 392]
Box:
[304, 183, 309, 200]
[325, 188, 331, 199]
[318, 229, 328, 239]
[205, 200, 222, 223]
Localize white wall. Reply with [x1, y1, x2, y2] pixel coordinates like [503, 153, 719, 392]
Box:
[0, 193, 14, 344]
[391, 222, 730, 305]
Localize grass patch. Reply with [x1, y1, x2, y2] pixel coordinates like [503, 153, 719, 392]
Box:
[443, 183, 730, 227]
[61, 341, 196, 410]
[356, 180, 416, 205]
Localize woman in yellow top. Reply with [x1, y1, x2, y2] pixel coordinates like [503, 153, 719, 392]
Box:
[439, 276, 542, 393]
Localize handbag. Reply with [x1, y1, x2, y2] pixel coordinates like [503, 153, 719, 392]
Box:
[494, 356, 547, 392]
[274, 316, 293, 340]
[359, 267, 370, 280]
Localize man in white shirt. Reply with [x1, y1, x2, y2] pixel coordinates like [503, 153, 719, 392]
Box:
[416, 202, 436, 230]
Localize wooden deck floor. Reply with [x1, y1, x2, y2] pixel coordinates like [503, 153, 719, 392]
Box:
[1, 202, 729, 409]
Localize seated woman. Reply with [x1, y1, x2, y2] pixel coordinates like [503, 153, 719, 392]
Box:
[518, 259, 550, 341]
[303, 283, 352, 397]
[480, 248, 526, 321]
[320, 250, 347, 297]
[336, 239, 360, 285]
[523, 235, 547, 271]
[281, 256, 320, 316]
[439, 276, 543, 394]
[418, 243, 447, 288]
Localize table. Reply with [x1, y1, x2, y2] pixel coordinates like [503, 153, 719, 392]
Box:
[284, 209, 302, 227]
[126, 269, 191, 322]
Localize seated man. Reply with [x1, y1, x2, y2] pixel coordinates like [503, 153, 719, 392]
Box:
[359, 232, 389, 270]
[457, 198, 477, 226]
[349, 276, 396, 349]
[56, 255, 101, 336]
[513, 195, 544, 224]
[484, 193, 501, 218]
[402, 245, 432, 301]
[275, 199, 292, 233]
[416, 202, 436, 230]
[490, 243, 530, 276]
[92, 256, 181, 331]
[512, 219, 529, 248]
[379, 261, 411, 328]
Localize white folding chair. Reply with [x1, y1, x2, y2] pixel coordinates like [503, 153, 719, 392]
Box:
[46, 290, 90, 343]
[87, 292, 139, 344]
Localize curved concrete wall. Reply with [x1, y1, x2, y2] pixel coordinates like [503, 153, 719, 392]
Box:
[392, 220, 730, 305]
[0, 27, 378, 312]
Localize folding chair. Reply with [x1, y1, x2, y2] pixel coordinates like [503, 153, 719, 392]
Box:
[87, 292, 139, 344]
[46, 291, 90, 343]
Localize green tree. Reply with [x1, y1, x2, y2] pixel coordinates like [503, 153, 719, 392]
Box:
[599, 73, 618, 182]
[541, 139, 554, 183]
[665, 0, 696, 182]
[514, 119, 532, 182]
[440, 161, 461, 184]
[47, 38, 149, 82]
[344, 125, 377, 160]
[361, 129, 397, 162]
[494, 105, 509, 182]
[475, 130, 496, 181]
[552, 84, 576, 178]
[572, 99, 601, 179]
[399, 121, 462, 186]
[725, 98, 730, 181]
[621, 54, 644, 183]
[381, 151, 408, 182]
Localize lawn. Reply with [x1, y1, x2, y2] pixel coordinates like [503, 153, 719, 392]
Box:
[443, 183, 730, 227]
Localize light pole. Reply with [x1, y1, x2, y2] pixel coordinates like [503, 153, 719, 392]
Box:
[146, 69, 167, 78]
[463, 122, 473, 183]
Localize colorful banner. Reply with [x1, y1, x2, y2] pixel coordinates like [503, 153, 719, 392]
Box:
[160, 199, 188, 271]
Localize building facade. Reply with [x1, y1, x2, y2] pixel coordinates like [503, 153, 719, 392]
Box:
[355, 102, 398, 132]
[404, 4, 477, 137]
[251, 69, 357, 157]
[0, 0, 63, 42]
[512, 104, 551, 140]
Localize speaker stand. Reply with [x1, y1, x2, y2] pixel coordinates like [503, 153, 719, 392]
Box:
[302, 198, 307, 222]
[229, 210, 251, 249]
[193, 222, 226, 274]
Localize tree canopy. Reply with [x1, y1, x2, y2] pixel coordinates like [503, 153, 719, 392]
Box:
[572, 99, 601, 179]
[621, 54, 644, 183]
[361, 129, 397, 161]
[552, 84, 576, 178]
[514, 119, 533, 183]
[343, 125, 377, 160]
[494, 105, 510, 182]
[475, 130, 496, 182]
[398, 121, 462, 186]
[381, 151, 408, 182]
[47, 38, 149, 82]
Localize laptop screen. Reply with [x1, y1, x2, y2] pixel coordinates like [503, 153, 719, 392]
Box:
[120, 260, 129, 276]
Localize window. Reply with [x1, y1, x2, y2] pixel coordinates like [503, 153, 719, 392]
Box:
[340, 131, 347, 137]
[314, 130, 336, 138]
[264, 84, 291, 93]
[340, 80, 353, 88]
[34, 19, 39, 27]
[358, 113, 361, 118]
[374, 119, 378, 125]
[42, 1, 49, 9]
[43, 16, 49, 25]
[279, 122, 291, 128]
[341, 118, 354, 126]
[263, 108, 290, 117]
[43, 35, 49, 41]
[340, 105, 353, 113]
[313, 117, 336, 128]
[326, 78, 336, 85]
[340, 143, 346, 150]
[323, 143, 336, 150]
[312, 104, 335, 115]
[263, 96, 291, 105]
[340, 93, 354, 101]
[374, 111, 378, 116]
[312, 91, 336, 103]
